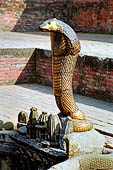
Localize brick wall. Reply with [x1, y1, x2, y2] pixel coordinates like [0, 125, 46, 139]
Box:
[0, 49, 36, 85]
[0, 0, 113, 33]
[74, 55, 113, 101]
[36, 50, 52, 87]
[70, 0, 113, 33]
[36, 49, 113, 102]
[0, 48, 113, 101]
[0, 0, 68, 32]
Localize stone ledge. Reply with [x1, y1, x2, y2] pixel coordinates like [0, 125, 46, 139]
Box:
[78, 55, 113, 70]
[9, 132, 67, 162]
[0, 48, 35, 58]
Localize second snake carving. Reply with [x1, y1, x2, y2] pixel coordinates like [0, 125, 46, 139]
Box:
[39, 18, 93, 132]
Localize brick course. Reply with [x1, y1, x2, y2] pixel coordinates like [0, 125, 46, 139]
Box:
[36, 50, 53, 86]
[36, 49, 113, 102]
[70, 0, 113, 33]
[0, 48, 113, 101]
[0, 0, 113, 33]
[0, 49, 36, 85]
[0, 0, 68, 32]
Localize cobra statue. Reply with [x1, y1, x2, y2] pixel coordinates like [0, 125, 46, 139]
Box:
[39, 18, 93, 132]
[39, 18, 113, 170]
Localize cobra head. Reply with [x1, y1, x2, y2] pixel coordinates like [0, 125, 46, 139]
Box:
[39, 18, 59, 32]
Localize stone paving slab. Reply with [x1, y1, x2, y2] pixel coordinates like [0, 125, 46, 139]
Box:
[78, 33, 113, 43]
[0, 32, 113, 59]
[0, 84, 113, 132]
[0, 32, 51, 50]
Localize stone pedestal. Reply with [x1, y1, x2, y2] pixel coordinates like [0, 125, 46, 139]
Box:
[63, 129, 105, 158]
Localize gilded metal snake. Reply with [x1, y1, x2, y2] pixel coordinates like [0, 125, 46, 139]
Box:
[79, 148, 113, 170]
[39, 18, 93, 132]
[48, 148, 113, 170]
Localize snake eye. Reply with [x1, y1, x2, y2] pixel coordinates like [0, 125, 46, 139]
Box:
[48, 21, 51, 25]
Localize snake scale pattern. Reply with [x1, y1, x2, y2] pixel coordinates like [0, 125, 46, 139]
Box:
[39, 18, 93, 132]
[48, 148, 113, 170]
[79, 150, 113, 170]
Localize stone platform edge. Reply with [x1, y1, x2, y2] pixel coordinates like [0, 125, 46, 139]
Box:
[0, 47, 113, 102]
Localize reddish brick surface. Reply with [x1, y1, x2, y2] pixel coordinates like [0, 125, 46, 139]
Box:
[36, 50, 53, 86]
[0, 48, 113, 101]
[0, 0, 113, 33]
[0, 49, 36, 85]
[36, 50, 113, 102]
[70, 0, 113, 33]
[0, 0, 68, 32]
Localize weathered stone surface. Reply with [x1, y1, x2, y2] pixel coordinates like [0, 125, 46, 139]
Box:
[0, 121, 15, 130]
[0, 120, 3, 125]
[64, 129, 105, 158]
[3, 122, 14, 130]
[0, 49, 35, 58]
[48, 114, 61, 143]
[48, 157, 81, 170]
[77, 55, 113, 70]
[95, 126, 113, 137]
[18, 126, 27, 135]
[9, 132, 67, 161]
[18, 111, 28, 124]
[48, 148, 113, 170]
[0, 144, 19, 154]
[29, 107, 38, 120]
[0, 131, 17, 143]
[0, 130, 67, 170]
[0, 120, 3, 130]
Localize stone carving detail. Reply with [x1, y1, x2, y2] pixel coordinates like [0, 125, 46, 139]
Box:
[38, 112, 48, 125]
[36, 112, 49, 141]
[17, 111, 28, 128]
[24, 109, 73, 147]
[29, 107, 38, 120]
[47, 114, 61, 143]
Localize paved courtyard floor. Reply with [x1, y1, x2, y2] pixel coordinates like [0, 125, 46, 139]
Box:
[0, 32, 113, 59]
[0, 31, 113, 145]
[0, 84, 113, 134]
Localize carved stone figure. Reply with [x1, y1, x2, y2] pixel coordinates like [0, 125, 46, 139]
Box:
[17, 111, 28, 128]
[18, 111, 28, 124]
[47, 114, 61, 143]
[39, 18, 93, 132]
[29, 107, 38, 120]
[27, 117, 37, 139]
[38, 112, 48, 126]
[36, 112, 49, 140]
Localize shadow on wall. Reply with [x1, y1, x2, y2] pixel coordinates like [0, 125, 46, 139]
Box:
[15, 49, 36, 84]
[0, 49, 36, 85]
[12, 0, 69, 32]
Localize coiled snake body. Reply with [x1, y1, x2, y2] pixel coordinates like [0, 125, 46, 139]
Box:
[39, 18, 93, 132]
[48, 148, 113, 170]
